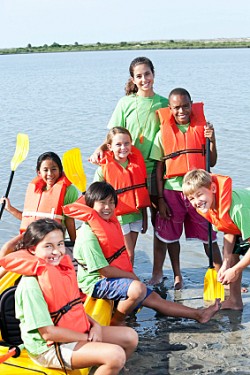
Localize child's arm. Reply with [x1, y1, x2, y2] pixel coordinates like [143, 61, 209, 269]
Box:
[65, 216, 76, 241]
[218, 238, 250, 285]
[0, 233, 23, 260]
[156, 161, 171, 219]
[204, 122, 217, 167]
[98, 265, 139, 280]
[39, 324, 89, 344]
[141, 208, 148, 234]
[0, 197, 22, 220]
[88, 141, 109, 164]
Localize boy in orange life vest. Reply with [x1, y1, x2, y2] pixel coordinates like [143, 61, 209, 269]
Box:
[149, 88, 222, 289]
[64, 181, 221, 327]
[183, 168, 250, 311]
[0, 219, 138, 373]
[93, 126, 151, 265]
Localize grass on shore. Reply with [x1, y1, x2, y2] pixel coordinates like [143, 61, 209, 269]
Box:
[1, 39, 250, 55]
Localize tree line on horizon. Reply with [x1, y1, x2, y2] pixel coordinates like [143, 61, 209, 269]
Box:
[1, 39, 250, 55]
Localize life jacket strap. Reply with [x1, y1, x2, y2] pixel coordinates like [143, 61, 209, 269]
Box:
[162, 145, 206, 161]
[76, 246, 127, 271]
[50, 297, 82, 326]
[116, 183, 147, 195]
[22, 210, 63, 220]
[106, 246, 126, 264]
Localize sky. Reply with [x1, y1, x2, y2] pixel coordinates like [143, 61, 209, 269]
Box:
[0, 0, 249, 49]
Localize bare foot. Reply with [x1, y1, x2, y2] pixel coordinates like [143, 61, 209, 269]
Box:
[197, 298, 221, 323]
[221, 298, 243, 311]
[174, 276, 183, 290]
[148, 272, 163, 285]
[241, 287, 248, 293]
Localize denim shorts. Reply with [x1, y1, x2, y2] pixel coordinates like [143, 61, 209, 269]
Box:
[92, 277, 153, 309]
[155, 189, 217, 243]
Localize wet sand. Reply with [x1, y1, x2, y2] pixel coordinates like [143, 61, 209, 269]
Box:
[124, 229, 250, 374]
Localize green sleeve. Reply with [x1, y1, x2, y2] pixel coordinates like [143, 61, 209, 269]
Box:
[230, 190, 250, 240]
[93, 166, 104, 182]
[64, 184, 79, 205]
[107, 98, 126, 129]
[149, 130, 164, 161]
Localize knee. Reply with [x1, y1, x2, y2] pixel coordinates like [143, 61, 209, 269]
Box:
[129, 280, 147, 300]
[109, 345, 126, 371]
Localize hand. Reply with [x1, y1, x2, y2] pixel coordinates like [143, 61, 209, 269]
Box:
[0, 197, 11, 212]
[158, 198, 172, 220]
[88, 148, 104, 164]
[88, 322, 102, 342]
[218, 266, 240, 285]
[204, 122, 216, 143]
[217, 259, 231, 281]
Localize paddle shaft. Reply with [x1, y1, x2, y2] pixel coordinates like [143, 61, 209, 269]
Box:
[206, 138, 214, 269]
[0, 171, 15, 220]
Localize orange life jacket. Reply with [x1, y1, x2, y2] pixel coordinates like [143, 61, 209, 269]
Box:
[99, 146, 151, 216]
[157, 102, 206, 178]
[63, 196, 133, 272]
[0, 251, 90, 333]
[198, 174, 241, 235]
[20, 174, 71, 233]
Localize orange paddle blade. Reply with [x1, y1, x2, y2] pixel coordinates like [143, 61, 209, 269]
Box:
[204, 268, 225, 302]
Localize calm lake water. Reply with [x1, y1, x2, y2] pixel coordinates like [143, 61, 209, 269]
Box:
[1, 48, 250, 374]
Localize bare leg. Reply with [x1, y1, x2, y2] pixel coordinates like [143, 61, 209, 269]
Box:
[142, 291, 221, 323]
[221, 254, 243, 310]
[71, 327, 137, 373]
[167, 241, 183, 290]
[148, 233, 167, 285]
[203, 242, 222, 271]
[111, 280, 147, 325]
[124, 231, 139, 266]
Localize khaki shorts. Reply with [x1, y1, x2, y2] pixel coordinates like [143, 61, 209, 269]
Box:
[29, 342, 78, 370]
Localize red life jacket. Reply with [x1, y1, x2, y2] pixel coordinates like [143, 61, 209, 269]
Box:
[63, 196, 133, 272]
[157, 102, 206, 178]
[99, 146, 151, 215]
[198, 174, 241, 235]
[0, 251, 90, 333]
[20, 174, 71, 233]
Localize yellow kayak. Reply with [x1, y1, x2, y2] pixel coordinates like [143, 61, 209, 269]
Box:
[0, 272, 113, 374]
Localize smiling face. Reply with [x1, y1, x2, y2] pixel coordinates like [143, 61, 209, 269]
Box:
[93, 195, 116, 221]
[107, 133, 132, 163]
[38, 159, 61, 189]
[187, 184, 216, 213]
[30, 229, 65, 266]
[169, 94, 192, 125]
[132, 63, 154, 97]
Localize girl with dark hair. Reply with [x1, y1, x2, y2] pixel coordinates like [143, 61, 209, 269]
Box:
[0, 219, 138, 374]
[0, 151, 78, 241]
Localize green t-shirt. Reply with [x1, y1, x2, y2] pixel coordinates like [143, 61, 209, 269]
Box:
[15, 276, 53, 356]
[64, 184, 79, 206]
[108, 93, 169, 174]
[74, 223, 108, 295]
[93, 165, 142, 225]
[150, 124, 190, 191]
[229, 189, 250, 240]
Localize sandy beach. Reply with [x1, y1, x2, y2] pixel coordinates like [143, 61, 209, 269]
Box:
[124, 228, 250, 374]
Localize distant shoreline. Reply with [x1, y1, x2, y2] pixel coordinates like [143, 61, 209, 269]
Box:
[0, 38, 249, 55]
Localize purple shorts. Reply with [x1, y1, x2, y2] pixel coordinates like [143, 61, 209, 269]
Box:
[155, 189, 217, 243]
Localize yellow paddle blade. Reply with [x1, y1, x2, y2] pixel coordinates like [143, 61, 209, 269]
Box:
[84, 296, 113, 326]
[204, 268, 225, 302]
[62, 148, 87, 193]
[10, 133, 29, 171]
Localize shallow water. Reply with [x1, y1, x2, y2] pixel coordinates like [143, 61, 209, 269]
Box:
[1, 49, 250, 374]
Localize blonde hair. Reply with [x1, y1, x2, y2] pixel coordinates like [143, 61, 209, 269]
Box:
[183, 169, 212, 196]
[105, 126, 132, 146]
